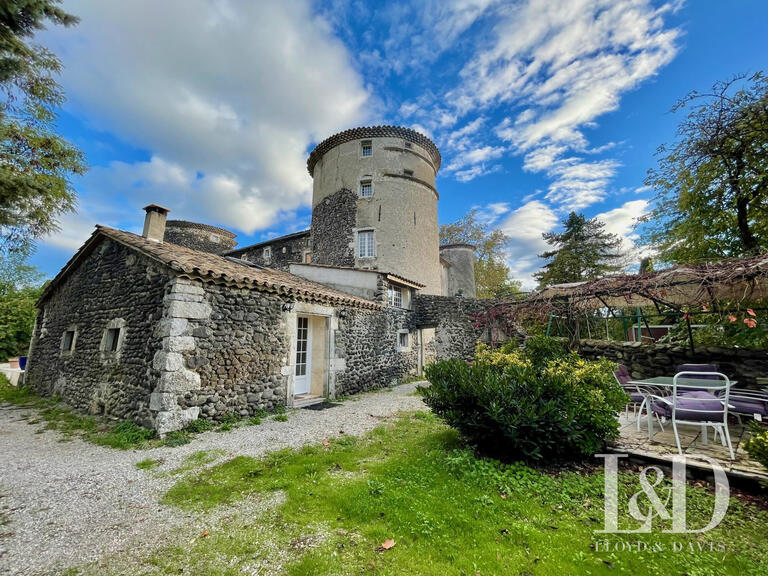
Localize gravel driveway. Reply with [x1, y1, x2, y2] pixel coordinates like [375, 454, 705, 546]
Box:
[0, 382, 426, 576]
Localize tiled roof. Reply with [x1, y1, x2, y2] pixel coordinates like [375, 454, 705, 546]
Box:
[39, 227, 381, 310]
[307, 125, 441, 176]
[291, 262, 426, 289]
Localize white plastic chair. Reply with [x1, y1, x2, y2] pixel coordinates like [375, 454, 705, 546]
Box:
[649, 371, 734, 460]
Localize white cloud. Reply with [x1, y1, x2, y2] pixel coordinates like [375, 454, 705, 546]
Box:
[406, 0, 679, 214]
[595, 199, 651, 265]
[596, 199, 648, 238]
[40, 0, 369, 248]
[474, 202, 511, 226]
[444, 145, 506, 180]
[545, 157, 620, 210]
[498, 200, 559, 288]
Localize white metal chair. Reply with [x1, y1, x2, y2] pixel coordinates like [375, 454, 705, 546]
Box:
[649, 371, 734, 460]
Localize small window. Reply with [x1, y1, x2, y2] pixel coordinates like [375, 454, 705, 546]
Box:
[359, 180, 373, 197]
[404, 141, 412, 149]
[358, 230, 375, 258]
[61, 330, 76, 353]
[304, 251, 312, 263]
[105, 328, 121, 352]
[210, 233, 220, 243]
[388, 284, 403, 308]
[398, 331, 409, 350]
[263, 246, 272, 262]
[403, 168, 414, 176]
[361, 140, 372, 157]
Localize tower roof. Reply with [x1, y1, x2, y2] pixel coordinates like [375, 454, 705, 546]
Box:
[307, 125, 441, 176]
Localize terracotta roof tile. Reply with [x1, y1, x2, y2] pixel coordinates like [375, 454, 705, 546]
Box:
[40, 226, 381, 310]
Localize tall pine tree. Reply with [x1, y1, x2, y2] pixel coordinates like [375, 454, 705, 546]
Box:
[0, 0, 85, 254]
[535, 212, 624, 287]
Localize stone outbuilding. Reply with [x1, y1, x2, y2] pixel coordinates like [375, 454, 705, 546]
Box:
[26, 126, 491, 434]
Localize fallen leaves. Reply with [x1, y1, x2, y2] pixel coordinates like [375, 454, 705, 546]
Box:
[376, 539, 395, 552]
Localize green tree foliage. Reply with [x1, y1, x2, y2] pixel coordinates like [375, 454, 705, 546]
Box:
[440, 208, 522, 298]
[0, 0, 85, 254]
[0, 251, 43, 360]
[640, 73, 768, 263]
[535, 211, 623, 287]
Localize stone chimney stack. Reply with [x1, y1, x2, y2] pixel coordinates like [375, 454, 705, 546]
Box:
[142, 204, 170, 242]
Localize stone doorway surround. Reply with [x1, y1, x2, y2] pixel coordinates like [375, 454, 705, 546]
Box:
[283, 301, 340, 408]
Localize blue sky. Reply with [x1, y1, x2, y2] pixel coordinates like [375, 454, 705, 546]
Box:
[31, 0, 768, 287]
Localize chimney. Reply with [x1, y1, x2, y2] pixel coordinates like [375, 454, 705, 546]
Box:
[142, 204, 170, 242]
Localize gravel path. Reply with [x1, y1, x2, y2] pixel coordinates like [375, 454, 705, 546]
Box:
[0, 382, 426, 575]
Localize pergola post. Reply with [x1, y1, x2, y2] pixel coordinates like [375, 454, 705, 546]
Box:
[545, 311, 553, 337]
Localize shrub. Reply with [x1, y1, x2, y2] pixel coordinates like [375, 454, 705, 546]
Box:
[745, 423, 768, 471]
[521, 335, 568, 369]
[420, 344, 626, 462]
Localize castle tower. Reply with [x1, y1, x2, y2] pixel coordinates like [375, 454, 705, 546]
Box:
[307, 126, 442, 294]
[440, 244, 477, 298]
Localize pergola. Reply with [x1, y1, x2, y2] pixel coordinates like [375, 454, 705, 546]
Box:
[511, 253, 768, 351]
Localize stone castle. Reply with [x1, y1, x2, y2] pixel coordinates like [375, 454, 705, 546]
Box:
[25, 126, 491, 434]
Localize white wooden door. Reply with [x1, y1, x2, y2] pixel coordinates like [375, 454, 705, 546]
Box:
[294, 316, 312, 395]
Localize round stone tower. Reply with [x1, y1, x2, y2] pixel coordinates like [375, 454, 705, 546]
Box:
[439, 244, 477, 298]
[307, 126, 442, 294]
[163, 220, 237, 254]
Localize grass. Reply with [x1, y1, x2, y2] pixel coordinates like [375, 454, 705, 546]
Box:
[0, 377, 158, 449]
[85, 412, 768, 575]
[167, 450, 226, 476]
[0, 376, 275, 449]
[136, 458, 162, 471]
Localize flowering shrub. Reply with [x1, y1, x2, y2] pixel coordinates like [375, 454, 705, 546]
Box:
[745, 423, 768, 471]
[420, 338, 627, 461]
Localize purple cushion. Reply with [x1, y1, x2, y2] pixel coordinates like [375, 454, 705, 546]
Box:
[729, 398, 768, 416]
[652, 391, 724, 421]
[677, 364, 719, 381]
[629, 392, 645, 403]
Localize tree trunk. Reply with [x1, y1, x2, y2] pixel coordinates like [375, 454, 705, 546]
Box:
[736, 195, 759, 255]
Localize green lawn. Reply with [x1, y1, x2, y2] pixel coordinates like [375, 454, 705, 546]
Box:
[89, 412, 768, 575]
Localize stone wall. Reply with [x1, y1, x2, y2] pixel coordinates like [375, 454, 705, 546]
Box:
[175, 283, 289, 423]
[334, 307, 418, 395]
[311, 188, 357, 268]
[412, 294, 487, 361]
[233, 231, 311, 270]
[26, 239, 169, 426]
[577, 339, 768, 389]
[163, 220, 236, 254]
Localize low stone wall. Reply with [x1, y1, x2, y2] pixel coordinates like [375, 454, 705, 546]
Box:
[577, 339, 768, 389]
[334, 307, 418, 395]
[412, 295, 487, 361]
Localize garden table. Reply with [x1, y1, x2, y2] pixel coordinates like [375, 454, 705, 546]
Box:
[627, 376, 737, 441]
